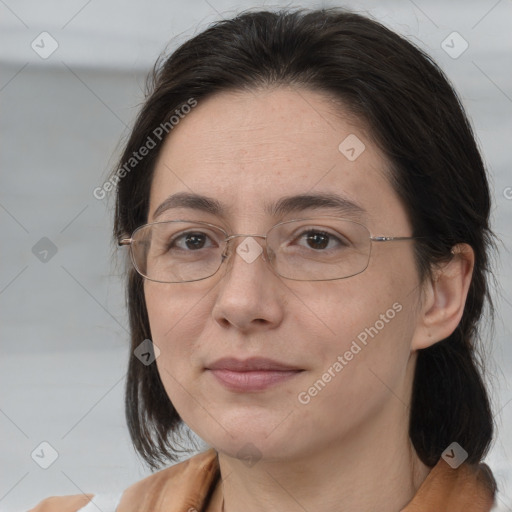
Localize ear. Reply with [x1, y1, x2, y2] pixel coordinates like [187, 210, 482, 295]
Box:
[411, 243, 475, 351]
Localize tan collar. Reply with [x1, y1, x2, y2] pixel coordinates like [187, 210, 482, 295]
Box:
[117, 448, 496, 512]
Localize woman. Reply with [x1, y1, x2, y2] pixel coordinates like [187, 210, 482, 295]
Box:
[30, 8, 498, 512]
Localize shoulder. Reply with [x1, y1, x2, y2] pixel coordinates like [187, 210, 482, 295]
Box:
[28, 449, 219, 512]
[116, 448, 219, 512]
[403, 459, 497, 511]
[28, 492, 124, 512]
[28, 494, 95, 512]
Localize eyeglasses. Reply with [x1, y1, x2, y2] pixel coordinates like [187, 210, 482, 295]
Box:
[118, 217, 416, 283]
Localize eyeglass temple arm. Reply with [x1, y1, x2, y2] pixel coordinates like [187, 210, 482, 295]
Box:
[118, 238, 132, 246]
[370, 236, 417, 242]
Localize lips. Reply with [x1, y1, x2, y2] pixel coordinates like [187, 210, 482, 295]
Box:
[205, 357, 304, 392]
[206, 357, 302, 372]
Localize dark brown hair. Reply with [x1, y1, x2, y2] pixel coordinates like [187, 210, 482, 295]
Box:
[112, 8, 496, 471]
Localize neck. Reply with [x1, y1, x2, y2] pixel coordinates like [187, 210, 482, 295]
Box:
[217, 393, 430, 512]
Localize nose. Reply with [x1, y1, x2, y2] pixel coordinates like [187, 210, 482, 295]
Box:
[211, 235, 284, 332]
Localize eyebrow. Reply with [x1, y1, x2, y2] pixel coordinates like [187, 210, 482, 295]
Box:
[152, 191, 366, 220]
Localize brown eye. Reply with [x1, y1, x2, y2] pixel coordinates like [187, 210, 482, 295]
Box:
[172, 232, 211, 251]
[295, 229, 347, 251]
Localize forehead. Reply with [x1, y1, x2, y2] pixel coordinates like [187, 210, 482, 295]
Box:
[155, 87, 360, 169]
[148, 87, 408, 232]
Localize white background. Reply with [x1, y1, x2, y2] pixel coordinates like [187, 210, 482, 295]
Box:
[0, 1, 511, 511]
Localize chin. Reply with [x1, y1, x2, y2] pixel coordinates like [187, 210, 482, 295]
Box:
[194, 417, 305, 463]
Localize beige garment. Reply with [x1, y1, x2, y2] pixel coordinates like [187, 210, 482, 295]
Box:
[28, 448, 497, 512]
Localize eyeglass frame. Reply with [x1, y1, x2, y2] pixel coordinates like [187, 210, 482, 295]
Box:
[118, 216, 418, 283]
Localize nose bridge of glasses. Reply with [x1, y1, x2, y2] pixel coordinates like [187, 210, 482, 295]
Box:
[224, 233, 268, 254]
[224, 233, 267, 242]
[222, 233, 273, 267]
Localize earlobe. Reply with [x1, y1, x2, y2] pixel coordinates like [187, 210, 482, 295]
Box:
[411, 244, 475, 351]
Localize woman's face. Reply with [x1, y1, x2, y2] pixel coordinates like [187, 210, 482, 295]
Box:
[145, 87, 424, 461]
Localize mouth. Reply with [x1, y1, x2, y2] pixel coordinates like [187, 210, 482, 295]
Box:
[205, 357, 304, 392]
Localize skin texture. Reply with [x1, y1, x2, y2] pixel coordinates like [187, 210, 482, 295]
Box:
[144, 87, 475, 512]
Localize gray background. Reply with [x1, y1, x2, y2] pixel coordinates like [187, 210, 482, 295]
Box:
[0, 1, 511, 511]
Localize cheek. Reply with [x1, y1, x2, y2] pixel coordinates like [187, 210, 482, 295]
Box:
[307, 252, 420, 371]
[144, 282, 207, 364]
[145, 280, 201, 330]
[313, 290, 412, 374]
[144, 283, 210, 425]
[295, 283, 417, 430]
